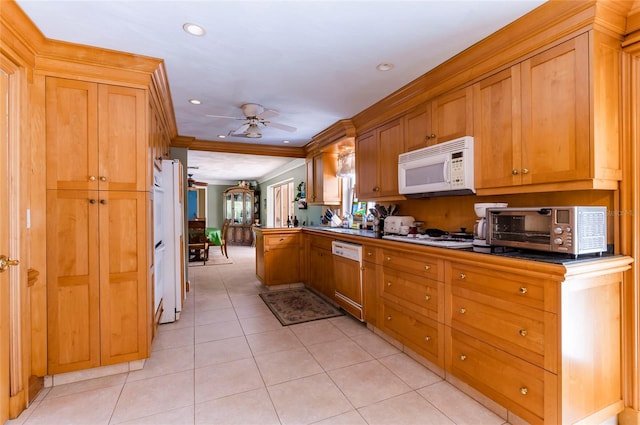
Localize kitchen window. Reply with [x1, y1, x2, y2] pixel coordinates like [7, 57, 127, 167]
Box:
[268, 179, 294, 227]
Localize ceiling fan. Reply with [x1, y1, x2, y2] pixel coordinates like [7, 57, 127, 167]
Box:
[187, 173, 207, 187]
[206, 103, 296, 139]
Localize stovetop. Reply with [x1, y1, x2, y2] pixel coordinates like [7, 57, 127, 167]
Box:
[382, 234, 474, 249]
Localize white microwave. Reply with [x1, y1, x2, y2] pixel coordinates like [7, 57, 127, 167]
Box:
[398, 136, 475, 197]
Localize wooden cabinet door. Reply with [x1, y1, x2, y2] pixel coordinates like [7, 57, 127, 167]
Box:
[473, 66, 522, 189]
[405, 102, 433, 152]
[431, 86, 473, 144]
[46, 78, 99, 191]
[305, 157, 316, 203]
[377, 118, 404, 197]
[98, 85, 147, 191]
[46, 79, 147, 191]
[520, 33, 590, 185]
[362, 259, 378, 326]
[355, 130, 378, 199]
[47, 190, 101, 374]
[99, 191, 148, 365]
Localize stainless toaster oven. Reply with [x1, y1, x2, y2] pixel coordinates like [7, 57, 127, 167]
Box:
[486, 206, 607, 256]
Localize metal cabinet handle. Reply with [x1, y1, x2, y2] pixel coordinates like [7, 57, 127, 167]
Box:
[386, 316, 392, 321]
[424, 336, 431, 342]
[99, 176, 107, 182]
[459, 273, 466, 279]
[512, 169, 519, 175]
[387, 282, 392, 287]
[367, 251, 373, 256]
[89, 176, 96, 181]
[520, 387, 528, 395]
[424, 265, 431, 271]
[522, 168, 529, 174]
[0, 255, 19, 273]
[459, 308, 466, 314]
[519, 287, 528, 294]
[89, 199, 97, 204]
[424, 295, 431, 301]
[460, 354, 467, 361]
[386, 256, 391, 262]
[519, 329, 528, 337]
[100, 199, 107, 205]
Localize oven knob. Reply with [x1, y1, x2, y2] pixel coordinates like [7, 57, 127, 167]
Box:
[554, 227, 564, 235]
[554, 238, 564, 245]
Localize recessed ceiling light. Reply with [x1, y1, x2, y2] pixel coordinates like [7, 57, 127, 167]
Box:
[376, 63, 394, 71]
[218, 135, 226, 139]
[189, 99, 201, 105]
[183, 23, 205, 36]
[283, 140, 290, 144]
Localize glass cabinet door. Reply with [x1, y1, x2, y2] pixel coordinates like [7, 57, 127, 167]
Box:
[233, 193, 243, 224]
[225, 195, 232, 220]
[244, 193, 252, 225]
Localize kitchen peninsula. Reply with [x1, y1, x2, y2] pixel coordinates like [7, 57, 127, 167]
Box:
[254, 225, 632, 425]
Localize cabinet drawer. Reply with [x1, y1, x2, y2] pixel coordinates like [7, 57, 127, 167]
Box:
[381, 301, 443, 367]
[362, 245, 379, 263]
[449, 263, 552, 312]
[382, 268, 440, 322]
[449, 329, 546, 425]
[265, 234, 298, 249]
[309, 235, 333, 251]
[451, 288, 550, 368]
[382, 250, 441, 280]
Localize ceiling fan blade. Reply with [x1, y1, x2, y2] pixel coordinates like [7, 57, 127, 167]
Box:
[205, 114, 243, 120]
[264, 121, 297, 132]
[231, 123, 250, 135]
[256, 109, 279, 120]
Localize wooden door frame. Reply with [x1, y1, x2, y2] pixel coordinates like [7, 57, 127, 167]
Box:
[621, 36, 640, 425]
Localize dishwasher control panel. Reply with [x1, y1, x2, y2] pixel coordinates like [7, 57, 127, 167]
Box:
[331, 241, 363, 262]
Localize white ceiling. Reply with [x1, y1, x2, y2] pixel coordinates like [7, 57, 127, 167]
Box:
[17, 0, 546, 185]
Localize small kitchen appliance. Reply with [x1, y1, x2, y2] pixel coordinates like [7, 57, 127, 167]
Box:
[398, 136, 474, 197]
[472, 202, 507, 253]
[486, 206, 608, 256]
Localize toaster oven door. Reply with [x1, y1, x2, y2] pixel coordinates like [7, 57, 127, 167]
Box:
[487, 210, 552, 251]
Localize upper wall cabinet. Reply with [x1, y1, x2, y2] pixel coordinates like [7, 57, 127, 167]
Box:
[355, 117, 405, 200]
[405, 86, 474, 152]
[46, 77, 147, 192]
[305, 152, 341, 206]
[474, 32, 622, 194]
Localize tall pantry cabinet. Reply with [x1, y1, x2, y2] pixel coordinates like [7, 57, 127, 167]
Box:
[45, 77, 149, 373]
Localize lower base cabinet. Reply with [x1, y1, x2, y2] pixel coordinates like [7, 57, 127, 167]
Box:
[254, 228, 301, 286]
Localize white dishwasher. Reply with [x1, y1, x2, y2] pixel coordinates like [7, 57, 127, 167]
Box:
[331, 240, 364, 321]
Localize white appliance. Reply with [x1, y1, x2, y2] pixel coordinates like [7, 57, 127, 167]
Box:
[398, 136, 475, 197]
[331, 241, 364, 321]
[153, 171, 165, 317]
[159, 159, 187, 324]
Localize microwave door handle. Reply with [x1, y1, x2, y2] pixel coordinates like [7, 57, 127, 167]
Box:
[443, 159, 451, 183]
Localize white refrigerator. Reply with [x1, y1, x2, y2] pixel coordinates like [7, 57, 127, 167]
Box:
[160, 159, 187, 323]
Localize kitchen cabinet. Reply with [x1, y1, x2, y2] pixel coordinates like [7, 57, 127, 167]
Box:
[223, 187, 255, 245]
[474, 32, 621, 194]
[254, 229, 301, 286]
[362, 244, 379, 326]
[45, 78, 147, 192]
[445, 257, 629, 425]
[305, 153, 341, 206]
[405, 86, 473, 152]
[355, 117, 404, 200]
[379, 248, 445, 369]
[46, 190, 148, 373]
[306, 235, 334, 298]
[45, 76, 150, 374]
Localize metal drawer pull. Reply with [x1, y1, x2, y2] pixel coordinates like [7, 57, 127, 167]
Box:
[459, 273, 466, 279]
[89, 199, 96, 204]
[519, 287, 528, 294]
[386, 256, 392, 262]
[459, 354, 467, 361]
[424, 295, 431, 301]
[367, 252, 373, 256]
[387, 282, 392, 287]
[459, 308, 466, 314]
[424, 265, 431, 271]
[99, 199, 107, 205]
[386, 316, 392, 321]
[424, 336, 431, 342]
[520, 387, 528, 395]
[100, 176, 107, 182]
[89, 175, 96, 181]
[519, 329, 528, 337]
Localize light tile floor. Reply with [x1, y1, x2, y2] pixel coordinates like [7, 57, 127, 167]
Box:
[9, 246, 511, 425]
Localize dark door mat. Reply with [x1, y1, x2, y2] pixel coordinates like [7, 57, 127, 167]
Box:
[259, 287, 343, 326]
